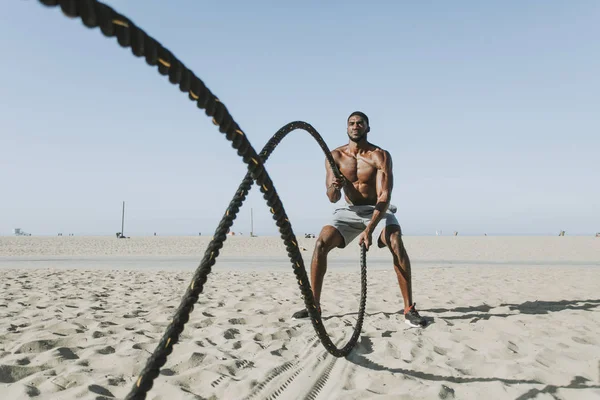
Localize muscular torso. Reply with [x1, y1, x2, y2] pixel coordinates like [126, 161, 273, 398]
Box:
[332, 143, 387, 206]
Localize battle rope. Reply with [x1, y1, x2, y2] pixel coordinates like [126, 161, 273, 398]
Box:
[36, 1, 368, 399]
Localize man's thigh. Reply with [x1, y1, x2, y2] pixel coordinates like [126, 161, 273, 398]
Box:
[374, 213, 402, 248]
[328, 207, 365, 248]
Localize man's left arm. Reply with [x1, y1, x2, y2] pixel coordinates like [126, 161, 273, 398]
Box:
[366, 150, 393, 235]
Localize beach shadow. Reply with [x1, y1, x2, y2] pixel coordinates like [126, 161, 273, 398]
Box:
[501, 299, 600, 314]
[322, 301, 600, 396]
[514, 375, 600, 399]
[324, 309, 402, 320]
[422, 304, 494, 314]
[323, 299, 599, 327]
[424, 299, 600, 315]
[346, 342, 541, 385]
[421, 299, 600, 323]
[346, 340, 600, 395]
[323, 310, 437, 328]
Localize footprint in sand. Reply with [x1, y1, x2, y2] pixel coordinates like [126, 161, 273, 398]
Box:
[132, 342, 155, 352]
[25, 384, 40, 397]
[0, 365, 48, 383]
[184, 352, 208, 369]
[192, 319, 214, 329]
[96, 346, 115, 355]
[271, 329, 293, 341]
[270, 344, 288, 357]
[88, 384, 115, 398]
[385, 342, 403, 359]
[223, 328, 240, 340]
[107, 375, 126, 386]
[56, 347, 79, 360]
[159, 368, 176, 376]
[15, 339, 60, 354]
[506, 341, 519, 354]
[446, 359, 472, 375]
[439, 384, 455, 399]
[16, 358, 30, 366]
[572, 336, 596, 345]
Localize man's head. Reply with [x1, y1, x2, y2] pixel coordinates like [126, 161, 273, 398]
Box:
[347, 111, 370, 143]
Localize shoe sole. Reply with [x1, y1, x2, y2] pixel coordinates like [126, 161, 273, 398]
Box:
[404, 319, 426, 328]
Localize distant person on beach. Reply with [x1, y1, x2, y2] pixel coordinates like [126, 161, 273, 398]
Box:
[291, 111, 426, 328]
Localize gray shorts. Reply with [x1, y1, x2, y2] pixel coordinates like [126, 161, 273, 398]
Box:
[327, 203, 400, 248]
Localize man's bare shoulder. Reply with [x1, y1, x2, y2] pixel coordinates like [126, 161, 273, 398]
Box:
[331, 145, 348, 159]
[369, 146, 392, 167]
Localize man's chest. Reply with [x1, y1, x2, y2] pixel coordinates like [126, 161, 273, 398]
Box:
[337, 155, 378, 182]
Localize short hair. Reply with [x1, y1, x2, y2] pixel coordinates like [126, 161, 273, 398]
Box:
[348, 111, 369, 126]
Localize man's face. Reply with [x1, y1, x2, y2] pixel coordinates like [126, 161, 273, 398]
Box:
[347, 115, 369, 143]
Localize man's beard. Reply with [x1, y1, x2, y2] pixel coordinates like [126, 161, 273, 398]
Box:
[348, 133, 365, 143]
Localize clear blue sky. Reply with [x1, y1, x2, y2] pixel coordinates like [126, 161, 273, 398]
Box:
[1, 1, 598, 237]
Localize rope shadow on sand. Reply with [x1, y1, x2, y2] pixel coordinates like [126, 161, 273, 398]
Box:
[346, 336, 540, 385]
[345, 338, 600, 397]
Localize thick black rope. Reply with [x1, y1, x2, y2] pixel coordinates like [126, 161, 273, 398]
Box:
[36, 1, 368, 399]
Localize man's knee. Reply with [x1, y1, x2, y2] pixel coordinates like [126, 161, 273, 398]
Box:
[386, 230, 407, 258]
[380, 224, 401, 247]
[315, 236, 335, 255]
[314, 226, 343, 254]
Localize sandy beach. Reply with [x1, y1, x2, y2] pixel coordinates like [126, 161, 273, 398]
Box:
[0, 236, 599, 399]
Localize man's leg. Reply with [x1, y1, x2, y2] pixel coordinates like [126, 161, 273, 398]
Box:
[379, 225, 412, 310]
[311, 225, 344, 307]
[379, 225, 426, 327]
[292, 225, 344, 319]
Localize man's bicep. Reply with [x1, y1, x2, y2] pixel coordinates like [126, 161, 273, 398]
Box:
[377, 151, 394, 196]
[384, 151, 393, 190]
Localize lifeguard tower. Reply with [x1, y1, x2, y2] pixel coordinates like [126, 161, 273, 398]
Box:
[13, 228, 31, 236]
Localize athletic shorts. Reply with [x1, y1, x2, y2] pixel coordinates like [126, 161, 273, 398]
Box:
[327, 203, 400, 248]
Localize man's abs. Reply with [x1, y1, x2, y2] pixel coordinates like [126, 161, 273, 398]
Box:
[343, 180, 378, 205]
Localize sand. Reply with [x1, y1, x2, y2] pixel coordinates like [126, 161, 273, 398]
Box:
[0, 236, 599, 399]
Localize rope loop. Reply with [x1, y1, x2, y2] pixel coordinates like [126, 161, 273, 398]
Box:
[35, 2, 369, 399]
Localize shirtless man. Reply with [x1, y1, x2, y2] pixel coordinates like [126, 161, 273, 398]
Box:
[292, 111, 426, 328]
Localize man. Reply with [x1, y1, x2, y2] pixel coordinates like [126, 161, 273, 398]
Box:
[292, 111, 426, 328]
